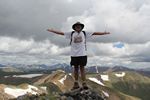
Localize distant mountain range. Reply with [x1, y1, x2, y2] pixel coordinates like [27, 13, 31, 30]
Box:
[0, 63, 150, 77]
[0, 64, 5, 67]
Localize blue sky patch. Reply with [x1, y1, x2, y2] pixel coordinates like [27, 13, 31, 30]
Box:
[113, 42, 124, 48]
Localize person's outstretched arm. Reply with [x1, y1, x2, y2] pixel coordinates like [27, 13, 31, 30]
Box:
[92, 32, 110, 35]
[47, 29, 64, 35]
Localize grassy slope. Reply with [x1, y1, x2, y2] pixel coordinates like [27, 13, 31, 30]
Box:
[87, 71, 150, 100]
[110, 71, 150, 100]
[87, 73, 140, 100]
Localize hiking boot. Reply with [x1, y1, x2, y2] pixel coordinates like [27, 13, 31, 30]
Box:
[82, 82, 89, 90]
[71, 82, 80, 90]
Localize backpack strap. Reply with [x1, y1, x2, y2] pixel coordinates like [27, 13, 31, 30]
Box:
[70, 31, 87, 50]
[82, 31, 87, 51]
[70, 31, 75, 45]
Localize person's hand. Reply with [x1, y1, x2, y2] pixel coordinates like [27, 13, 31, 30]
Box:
[47, 29, 53, 32]
[104, 32, 110, 34]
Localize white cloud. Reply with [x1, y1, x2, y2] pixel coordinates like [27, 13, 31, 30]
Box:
[87, 41, 150, 68]
[0, 37, 34, 52]
[0, 0, 150, 68]
[0, 0, 150, 44]
[0, 36, 71, 65]
[0, 36, 149, 68]
[62, 0, 150, 43]
[0, 36, 69, 56]
[88, 41, 150, 59]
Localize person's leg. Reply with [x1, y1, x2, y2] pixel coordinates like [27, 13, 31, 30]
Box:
[80, 56, 88, 89]
[71, 56, 80, 89]
[74, 66, 79, 81]
[71, 57, 79, 81]
[80, 66, 86, 81]
[80, 66, 88, 89]
[80, 56, 87, 82]
[72, 65, 80, 89]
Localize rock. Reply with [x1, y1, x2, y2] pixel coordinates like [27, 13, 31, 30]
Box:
[16, 93, 47, 100]
[59, 88, 104, 100]
[17, 94, 39, 100]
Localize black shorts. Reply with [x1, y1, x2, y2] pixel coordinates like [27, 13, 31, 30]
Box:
[70, 56, 87, 66]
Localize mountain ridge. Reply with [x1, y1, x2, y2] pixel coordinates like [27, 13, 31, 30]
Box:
[0, 63, 149, 77]
[0, 69, 150, 100]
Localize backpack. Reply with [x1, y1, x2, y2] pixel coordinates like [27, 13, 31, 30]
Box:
[70, 31, 87, 50]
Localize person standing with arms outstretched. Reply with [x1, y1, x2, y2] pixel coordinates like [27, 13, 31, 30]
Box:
[47, 22, 110, 90]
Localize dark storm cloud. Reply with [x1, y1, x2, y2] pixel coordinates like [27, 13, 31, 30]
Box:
[0, 0, 91, 43]
[0, 0, 150, 44]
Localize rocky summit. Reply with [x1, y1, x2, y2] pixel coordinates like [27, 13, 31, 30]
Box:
[59, 88, 104, 100]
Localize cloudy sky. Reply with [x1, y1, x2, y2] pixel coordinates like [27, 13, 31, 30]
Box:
[0, 0, 150, 68]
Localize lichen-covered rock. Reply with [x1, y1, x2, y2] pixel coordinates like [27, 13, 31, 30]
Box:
[59, 88, 104, 100]
[16, 93, 47, 100]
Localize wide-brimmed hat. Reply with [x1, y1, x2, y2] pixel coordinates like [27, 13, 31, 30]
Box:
[72, 22, 84, 30]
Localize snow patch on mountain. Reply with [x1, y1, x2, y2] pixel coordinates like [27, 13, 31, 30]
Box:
[59, 75, 67, 85]
[115, 72, 126, 77]
[4, 85, 38, 98]
[101, 75, 109, 81]
[12, 74, 43, 78]
[88, 77, 105, 86]
[102, 90, 109, 97]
